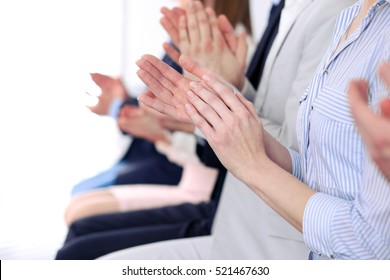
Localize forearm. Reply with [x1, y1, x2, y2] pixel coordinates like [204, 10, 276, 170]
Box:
[243, 157, 315, 232]
[160, 119, 196, 133]
[263, 130, 293, 173]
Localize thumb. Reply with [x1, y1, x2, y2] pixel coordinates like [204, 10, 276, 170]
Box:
[380, 98, 390, 119]
[217, 14, 237, 53]
[179, 55, 210, 80]
[236, 32, 248, 71]
[348, 79, 376, 129]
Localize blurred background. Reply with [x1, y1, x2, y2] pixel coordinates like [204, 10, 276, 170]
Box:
[0, 0, 270, 259]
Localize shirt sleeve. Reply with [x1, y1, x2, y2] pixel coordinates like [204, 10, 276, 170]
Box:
[303, 156, 390, 259]
[288, 147, 304, 182]
[108, 97, 125, 119]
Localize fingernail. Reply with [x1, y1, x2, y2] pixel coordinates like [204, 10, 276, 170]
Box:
[189, 81, 199, 89]
[185, 104, 193, 111]
[202, 75, 211, 81]
[187, 90, 195, 98]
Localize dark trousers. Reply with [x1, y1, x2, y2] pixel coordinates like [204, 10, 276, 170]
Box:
[56, 202, 216, 260]
[71, 138, 183, 196]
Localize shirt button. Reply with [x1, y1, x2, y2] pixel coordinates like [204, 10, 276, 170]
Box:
[330, 254, 336, 259]
[323, 69, 329, 75]
[310, 106, 314, 111]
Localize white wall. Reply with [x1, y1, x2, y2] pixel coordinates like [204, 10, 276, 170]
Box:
[0, 0, 127, 259]
[121, 0, 176, 96]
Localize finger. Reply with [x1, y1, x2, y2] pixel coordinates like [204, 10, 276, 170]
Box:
[90, 72, 108, 86]
[126, 105, 142, 117]
[189, 81, 234, 122]
[163, 42, 181, 66]
[178, 15, 190, 51]
[201, 74, 246, 113]
[160, 16, 179, 46]
[236, 32, 248, 70]
[207, 7, 226, 55]
[185, 1, 200, 44]
[378, 62, 390, 118]
[139, 94, 171, 119]
[380, 98, 390, 118]
[348, 80, 377, 129]
[217, 14, 237, 53]
[179, 54, 214, 81]
[140, 54, 190, 105]
[196, 3, 211, 43]
[138, 92, 183, 122]
[120, 105, 129, 117]
[136, 55, 186, 104]
[184, 102, 216, 137]
[236, 91, 258, 120]
[378, 62, 390, 88]
[136, 67, 174, 106]
[171, 7, 186, 28]
[160, 7, 183, 30]
[117, 117, 128, 131]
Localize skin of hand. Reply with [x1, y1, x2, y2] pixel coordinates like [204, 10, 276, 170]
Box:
[136, 54, 212, 123]
[174, 54, 313, 231]
[88, 73, 127, 115]
[348, 63, 390, 181]
[117, 104, 170, 143]
[137, 54, 237, 124]
[138, 53, 283, 176]
[161, 1, 247, 90]
[160, 6, 186, 47]
[139, 99, 196, 133]
[185, 75, 268, 181]
[139, 53, 313, 231]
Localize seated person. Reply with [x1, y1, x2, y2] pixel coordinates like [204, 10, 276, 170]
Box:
[134, 0, 390, 259]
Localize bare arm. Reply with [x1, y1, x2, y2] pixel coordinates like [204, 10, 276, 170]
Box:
[179, 55, 315, 232]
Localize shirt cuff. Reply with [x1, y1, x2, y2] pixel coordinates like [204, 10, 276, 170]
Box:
[303, 193, 345, 259]
[109, 97, 125, 119]
[287, 148, 304, 181]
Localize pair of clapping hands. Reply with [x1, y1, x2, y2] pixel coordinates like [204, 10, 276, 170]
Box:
[88, 0, 245, 145]
[137, 3, 390, 182]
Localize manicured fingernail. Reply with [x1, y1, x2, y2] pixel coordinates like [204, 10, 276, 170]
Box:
[189, 81, 199, 89]
[185, 104, 193, 111]
[202, 75, 211, 81]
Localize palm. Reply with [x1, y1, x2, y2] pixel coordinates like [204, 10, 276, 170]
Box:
[88, 73, 126, 115]
[117, 105, 169, 143]
[137, 55, 199, 124]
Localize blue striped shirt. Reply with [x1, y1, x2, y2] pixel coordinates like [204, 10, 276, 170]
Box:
[289, 0, 390, 259]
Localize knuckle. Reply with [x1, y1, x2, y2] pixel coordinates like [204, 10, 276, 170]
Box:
[204, 41, 213, 54]
[193, 115, 206, 128]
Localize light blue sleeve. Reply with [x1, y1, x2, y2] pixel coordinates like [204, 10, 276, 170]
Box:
[108, 97, 125, 119]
